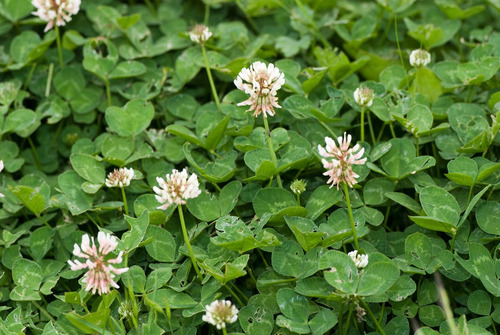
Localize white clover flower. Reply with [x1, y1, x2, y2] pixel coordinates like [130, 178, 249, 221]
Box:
[290, 179, 307, 195]
[234, 61, 285, 118]
[409, 49, 431, 68]
[189, 24, 212, 45]
[153, 168, 201, 210]
[105, 167, 134, 188]
[32, 0, 81, 32]
[353, 87, 374, 107]
[0, 160, 4, 198]
[318, 133, 367, 189]
[348, 250, 368, 269]
[67, 232, 129, 295]
[202, 300, 239, 330]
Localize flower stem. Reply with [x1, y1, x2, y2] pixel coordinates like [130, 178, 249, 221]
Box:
[222, 327, 228, 335]
[263, 116, 282, 188]
[28, 136, 43, 170]
[201, 45, 221, 112]
[104, 78, 112, 107]
[359, 299, 386, 335]
[224, 284, 244, 307]
[343, 302, 354, 335]
[55, 25, 64, 68]
[32, 300, 56, 323]
[45, 63, 54, 98]
[343, 182, 359, 250]
[121, 187, 129, 216]
[360, 106, 365, 142]
[367, 110, 376, 145]
[177, 205, 203, 281]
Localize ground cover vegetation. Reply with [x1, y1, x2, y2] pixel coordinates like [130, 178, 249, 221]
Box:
[0, 0, 499, 334]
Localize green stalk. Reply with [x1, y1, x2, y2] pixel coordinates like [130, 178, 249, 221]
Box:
[45, 63, 54, 97]
[222, 327, 228, 335]
[32, 300, 56, 322]
[343, 302, 354, 335]
[359, 299, 386, 335]
[177, 205, 203, 281]
[263, 117, 282, 188]
[23, 63, 37, 90]
[28, 137, 43, 170]
[415, 135, 420, 157]
[54, 25, 64, 68]
[201, 45, 221, 112]
[343, 183, 359, 250]
[225, 284, 244, 307]
[367, 110, 376, 145]
[360, 106, 365, 142]
[394, 15, 409, 89]
[121, 187, 129, 216]
[104, 78, 112, 107]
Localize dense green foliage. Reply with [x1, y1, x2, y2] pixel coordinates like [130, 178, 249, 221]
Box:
[0, 0, 499, 334]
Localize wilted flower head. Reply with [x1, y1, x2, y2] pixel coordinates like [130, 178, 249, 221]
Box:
[153, 168, 201, 210]
[105, 167, 134, 188]
[318, 133, 367, 189]
[234, 61, 285, 118]
[189, 24, 212, 44]
[0, 160, 4, 198]
[67, 232, 129, 295]
[32, 0, 81, 32]
[348, 250, 368, 269]
[290, 179, 307, 195]
[353, 87, 374, 107]
[409, 49, 431, 68]
[202, 300, 239, 329]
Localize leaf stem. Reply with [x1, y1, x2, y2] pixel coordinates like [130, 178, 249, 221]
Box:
[54, 25, 64, 68]
[28, 137, 43, 170]
[343, 183, 359, 250]
[177, 205, 203, 281]
[225, 284, 244, 307]
[45, 63, 54, 98]
[121, 187, 129, 216]
[263, 117, 282, 188]
[367, 110, 376, 145]
[32, 300, 56, 322]
[104, 78, 112, 107]
[201, 45, 221, 112]
[359, 299, 386, 335]
[343, 301, 354, 335]
[360, 106, 365, 142]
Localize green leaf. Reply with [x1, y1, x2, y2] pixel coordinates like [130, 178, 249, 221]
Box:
[186, 192, 220, 222]
[308, 308, 337, 335]
[319, 250, 358, 295]
[12, 259, 43, 290]
[218, 181, 242, 216]
[253, 188, 306, 223]
[144, 226, 176, 262]
[467, 290, 491, 316]
[409, 216, 457, 234]
[70, 153, 105, 185]
[30, 227, 55, 262]
[123, 265, 146, 293]
[166, 124, 205, 147]
[54, 67, 86, 100]
[58, 171, 94, 215]
[419, 186, 460, 226]
[305, 185, 342, 221]
[476, 201, 500, 235]
[145, 268, 172, 292]
[405, 232, 433, 270]
[239, 302, 274, 335]
[108, 61, 146, 79]
[66, 310, 113, 335]
[363, 178, 395, 205]
[105, 99, 154, 137]
[0, 0, 32, 22]
[357, 260, 400, 296]
[9, 185, 45, 216]
[3, 108, 39, 137]
[101, 135, 134, 164]
[385, 192, 422, 214]
[276, 288, 309, 323]
[272, 240, 317, 278]
[120, 210, 150, 253]
[205, 113, 230, 150]
[285, 216, 325, 252]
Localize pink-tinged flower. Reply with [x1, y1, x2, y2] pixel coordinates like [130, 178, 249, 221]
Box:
[0, 160, 4, 198]
[202, 300, 239, 329]
[189, 24, 212, 45]
[105, 167, 134, 188]
[67, 232, 128, 295]
[234, 61, 285, 118]
[318, 133, 367, 189]
[32, 0, 81, 32]
[153, 168, 201, 210]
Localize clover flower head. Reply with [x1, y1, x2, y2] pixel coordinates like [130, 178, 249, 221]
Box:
[153, 168, 201, 210]
[318, 133, 367, 189]
[234, 61, 285, 118]
[32, 0, 81, 32]
[189, 24, 212, 44]
[348, 250, 368, 269]
[67, 232, 129, 295]
[105, 167, 134, 188]
[409, 49, 431, 68]
[202, 300, 239, 330]
[0, 160, 4, 198]
[290, 179, 307, 195]
[353, 87, 374, 107]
